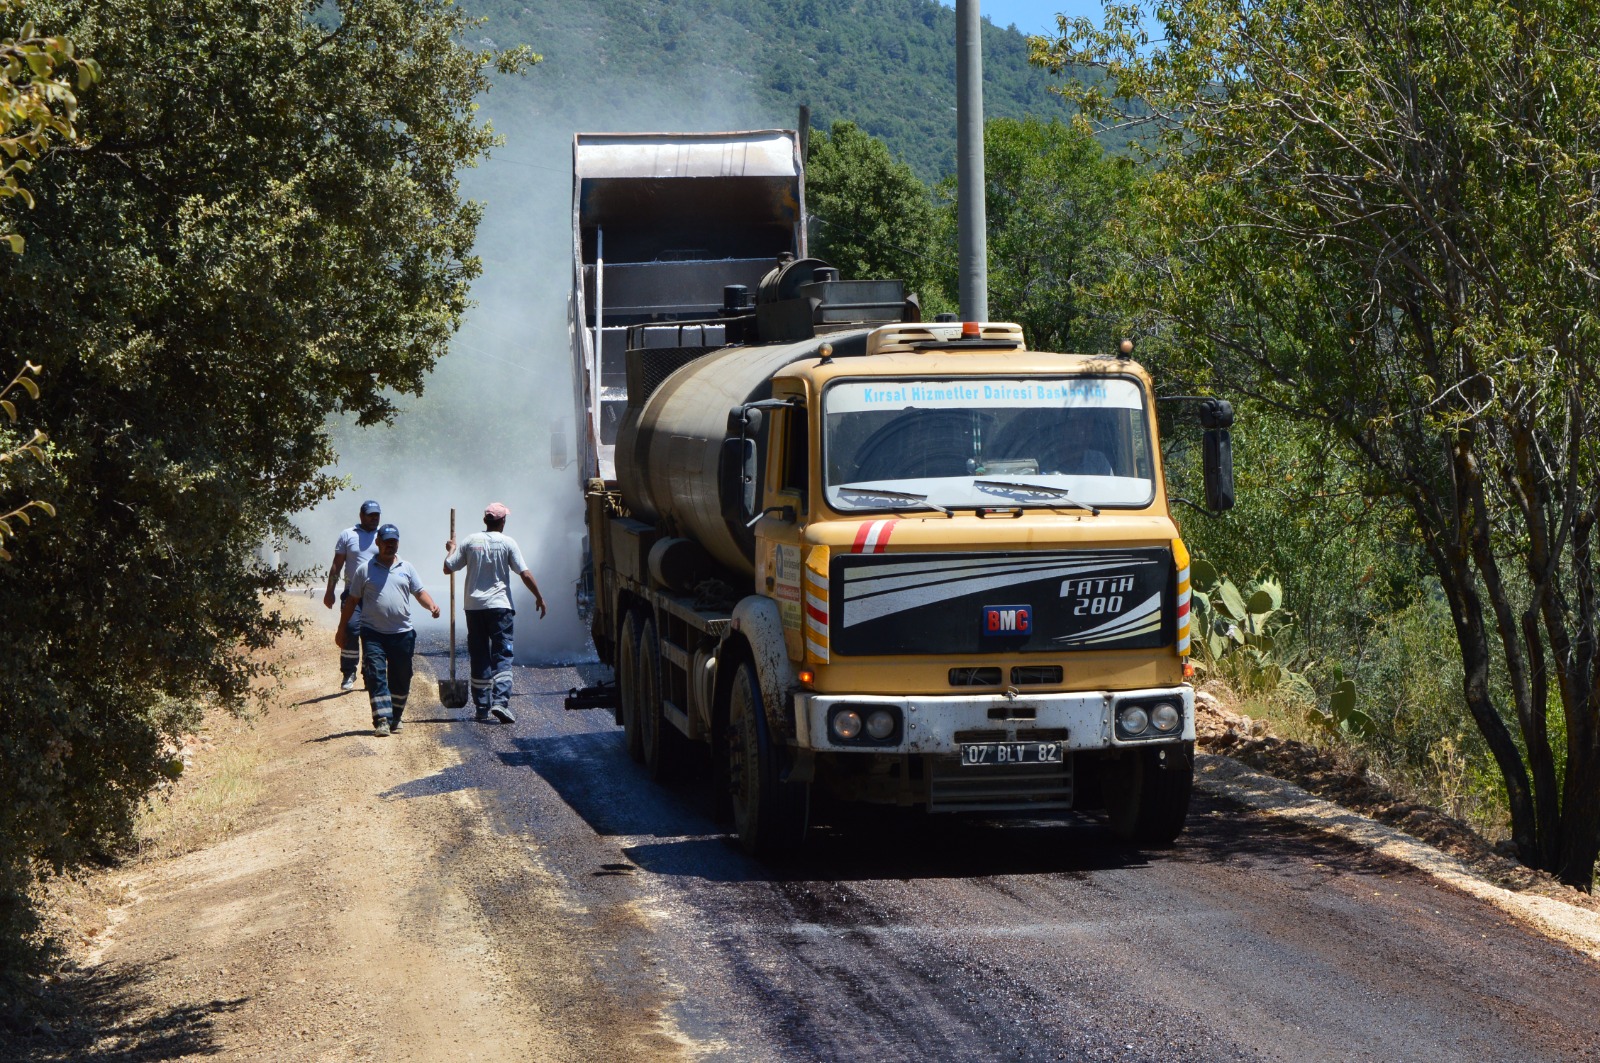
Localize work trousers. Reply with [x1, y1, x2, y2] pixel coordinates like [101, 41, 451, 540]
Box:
[465, 608, 515, 711]
[361, 628, 416, 723]
[339, 593, 364, 678]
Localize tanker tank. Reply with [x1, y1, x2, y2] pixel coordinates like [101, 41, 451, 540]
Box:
[615, 329, 870, 577]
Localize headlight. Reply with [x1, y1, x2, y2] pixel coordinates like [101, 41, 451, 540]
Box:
[865, 709, 896, 740]
[1150, 701, 1181, 732]
[831, 708, 862, 740]
[1118, 705, 1149, 736]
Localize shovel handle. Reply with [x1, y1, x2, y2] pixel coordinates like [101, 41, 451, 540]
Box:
[449, 508, 457, 682]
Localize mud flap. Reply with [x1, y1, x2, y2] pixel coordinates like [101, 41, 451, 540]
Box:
[730, 595, 801, 742]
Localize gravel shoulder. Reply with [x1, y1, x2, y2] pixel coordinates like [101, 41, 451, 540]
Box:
[4, 596, 650, 1062]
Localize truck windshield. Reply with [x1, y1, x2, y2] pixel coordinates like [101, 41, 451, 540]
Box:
[822, 377, 1156, 511]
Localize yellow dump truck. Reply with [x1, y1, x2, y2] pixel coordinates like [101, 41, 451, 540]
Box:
[565, 130, 1234, 854]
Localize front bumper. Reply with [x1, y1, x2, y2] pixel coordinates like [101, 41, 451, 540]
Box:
[794, 686, 1194, 754]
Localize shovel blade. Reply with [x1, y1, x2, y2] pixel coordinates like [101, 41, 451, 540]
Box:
[438, 679, 470, 709]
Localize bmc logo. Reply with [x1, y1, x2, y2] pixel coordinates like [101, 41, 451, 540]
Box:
[982, 605, 1032, 635]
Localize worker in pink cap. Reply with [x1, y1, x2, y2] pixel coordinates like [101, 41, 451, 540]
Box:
[443, 502, 546, 722]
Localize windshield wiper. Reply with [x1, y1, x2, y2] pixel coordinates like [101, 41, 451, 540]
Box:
[973, 479, 1100, 516]
[836, 487, 951, 515]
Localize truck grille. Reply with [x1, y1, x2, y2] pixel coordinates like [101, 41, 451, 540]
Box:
[832, 548, 1174, 657]
[927, 755, 1073, 813]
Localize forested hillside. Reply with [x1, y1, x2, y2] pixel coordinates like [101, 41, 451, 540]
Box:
[466, 0, 1087, 179]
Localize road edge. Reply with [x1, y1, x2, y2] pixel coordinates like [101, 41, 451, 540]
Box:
[1196, 752, 1600, 962]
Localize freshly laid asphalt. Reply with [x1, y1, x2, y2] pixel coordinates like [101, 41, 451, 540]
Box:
[402, 647, 1600, 1062]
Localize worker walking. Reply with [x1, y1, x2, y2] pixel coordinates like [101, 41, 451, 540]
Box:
[443, 502, 546, 723]
[324, 499, 383, 690]
[337, 523, 441, 737]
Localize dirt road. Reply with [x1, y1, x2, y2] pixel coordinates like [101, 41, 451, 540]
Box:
[11, 600, 1600, 1061]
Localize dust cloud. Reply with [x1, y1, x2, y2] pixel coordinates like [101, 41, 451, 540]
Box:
[286, 67, 777, 664]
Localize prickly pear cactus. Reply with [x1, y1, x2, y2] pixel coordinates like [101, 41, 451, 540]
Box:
[1189, 558, 1292, 695]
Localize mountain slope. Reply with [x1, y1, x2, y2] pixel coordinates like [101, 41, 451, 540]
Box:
[467, 0, 1086, 179]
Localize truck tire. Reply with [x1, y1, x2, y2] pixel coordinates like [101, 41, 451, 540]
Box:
[1104, 742, 1193, 847]
[726, 660, 808, 856]
[617, 611, 644, 763]
[636, 618, 686, 783]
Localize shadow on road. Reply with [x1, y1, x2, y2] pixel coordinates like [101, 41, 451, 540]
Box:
[305, 729, 378, 743]
[496, 730, 1169, 883]
[294, 690, 353, 707]
[0, 963, 244, 1062]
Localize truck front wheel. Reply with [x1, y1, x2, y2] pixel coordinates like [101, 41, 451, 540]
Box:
[726, 661, 808, 857]
[617, 611, 644, 763]
[1104, 742, 1193, 847]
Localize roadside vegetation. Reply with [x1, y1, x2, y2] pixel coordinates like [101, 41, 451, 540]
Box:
[806, 1, 1600, 888]
[0, 0, 533, 1019]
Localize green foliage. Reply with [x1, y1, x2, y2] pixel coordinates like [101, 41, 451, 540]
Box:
[0, 0, 99, 255]
[1355, 593, 1507, 825]
[1188, 557, 1303, 698]
[805, 120, 948, 311]
[1311, 665, 1375, 741]
[0, 360, 53, 561]
[1044, 0, 1600, 885]
[0, 0, 526, 1001]
[936, 115, 1136, 352]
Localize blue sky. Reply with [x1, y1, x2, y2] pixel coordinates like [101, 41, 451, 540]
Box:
[939, 0, 1109, 38]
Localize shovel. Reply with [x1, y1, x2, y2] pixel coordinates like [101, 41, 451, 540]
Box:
[438, 507, 470, 709]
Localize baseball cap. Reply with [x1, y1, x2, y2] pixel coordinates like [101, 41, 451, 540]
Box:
[376, 523, 400, 541]
[360, 499, 382, 515]
[484, 502, 510, 520]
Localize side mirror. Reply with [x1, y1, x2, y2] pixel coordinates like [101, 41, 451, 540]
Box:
[740, 437, 759, 516]
[1203, 428, 1235, 512]
[719, 436, 761, 521]
[726, 405, 765, 435]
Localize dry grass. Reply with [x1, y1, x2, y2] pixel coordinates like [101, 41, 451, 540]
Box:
[135, 719, 267, 859]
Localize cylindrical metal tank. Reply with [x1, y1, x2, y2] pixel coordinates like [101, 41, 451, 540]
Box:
[616, 330, 869, 576]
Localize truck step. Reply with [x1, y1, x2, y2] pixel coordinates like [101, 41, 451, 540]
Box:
[927, 755, 1074, 813]
[564, 683, 619, 711]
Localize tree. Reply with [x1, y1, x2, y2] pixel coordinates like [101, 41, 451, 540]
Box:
[1, 0, 97, 253]
[0, 2, 98, 567]
[0, 361, 51, 561]
[941, 115, 1136, 353]
[0, 0, 532, 999]
[1037, 0, 1600, 886]
[804, 120, 950, 311]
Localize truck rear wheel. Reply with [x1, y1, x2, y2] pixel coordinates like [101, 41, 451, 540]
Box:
[726, 661, 807, 856]
[637, 619, 686, 782]
[617, 611, 644, 763]
[1104, 742, 1193, 847]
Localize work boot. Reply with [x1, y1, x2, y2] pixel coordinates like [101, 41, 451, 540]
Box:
[340, 674, 356, 692]
[390, 710, 404, 734]
[475, 705, 490, 722]
[372, 715, 391, 737]
[490, 705, 515, 724]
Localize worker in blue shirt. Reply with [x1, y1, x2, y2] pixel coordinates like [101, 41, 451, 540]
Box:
[337, 523, 441, 737]
[324, 499, 383, 690]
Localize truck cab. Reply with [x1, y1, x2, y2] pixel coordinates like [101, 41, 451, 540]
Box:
[733, 322, 1201, 842]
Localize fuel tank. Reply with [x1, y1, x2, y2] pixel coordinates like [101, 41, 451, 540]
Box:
[616, 329, 869, 576]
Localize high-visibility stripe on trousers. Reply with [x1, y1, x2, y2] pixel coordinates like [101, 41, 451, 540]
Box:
[360, 627, 416, 721]
[340, 595, 364, 678]
[465, 607, 516, 711]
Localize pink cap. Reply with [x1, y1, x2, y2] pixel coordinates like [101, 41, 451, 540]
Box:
[484, 502, 510, 520]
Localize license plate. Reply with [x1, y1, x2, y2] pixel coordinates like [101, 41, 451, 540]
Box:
[959, 741, 1064, 766]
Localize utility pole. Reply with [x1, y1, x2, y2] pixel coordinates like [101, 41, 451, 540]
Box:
[956, 0, 988, 321]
